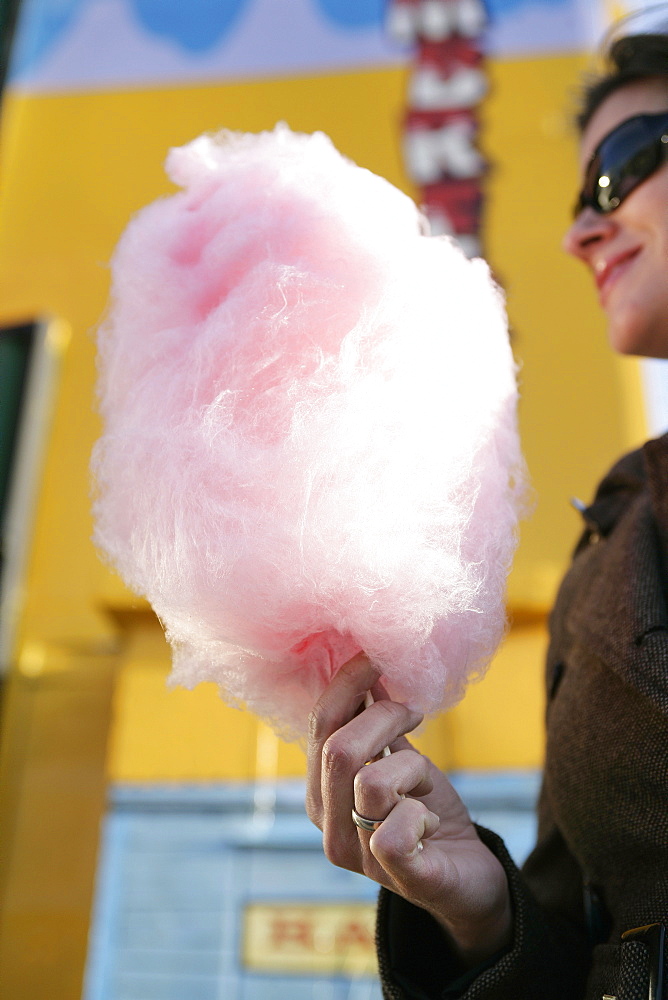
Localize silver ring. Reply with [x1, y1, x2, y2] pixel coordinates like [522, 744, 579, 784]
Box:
[352, 807, 385, 832]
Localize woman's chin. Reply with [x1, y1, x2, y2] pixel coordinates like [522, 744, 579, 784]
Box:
[607, 320, 668, 359]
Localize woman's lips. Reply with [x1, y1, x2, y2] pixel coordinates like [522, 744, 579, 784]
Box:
[594, 247, 642, 302]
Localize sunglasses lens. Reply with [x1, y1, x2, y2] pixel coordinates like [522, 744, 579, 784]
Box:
[575, 113, 668, 216]
[578, 153, 603, 213]
[621, 141, 661, 185]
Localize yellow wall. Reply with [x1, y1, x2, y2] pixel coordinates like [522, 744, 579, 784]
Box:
[484, 54, 647, 611]
[0, 54, 649, 782]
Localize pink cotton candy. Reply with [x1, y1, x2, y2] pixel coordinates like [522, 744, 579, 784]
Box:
[92, 124, 526, 740]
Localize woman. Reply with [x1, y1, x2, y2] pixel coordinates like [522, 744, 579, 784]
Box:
[305, 24, 668, 1000]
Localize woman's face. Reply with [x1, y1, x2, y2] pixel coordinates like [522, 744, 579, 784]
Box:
[563, 78, 668, 358]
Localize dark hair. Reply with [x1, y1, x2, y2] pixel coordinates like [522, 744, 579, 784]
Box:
[577, 32, 668, 132]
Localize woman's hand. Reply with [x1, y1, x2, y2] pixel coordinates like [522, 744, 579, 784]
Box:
[305, 653, 512, 967]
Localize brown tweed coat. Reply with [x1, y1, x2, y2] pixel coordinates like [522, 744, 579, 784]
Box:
[376, 435, 668, 1000]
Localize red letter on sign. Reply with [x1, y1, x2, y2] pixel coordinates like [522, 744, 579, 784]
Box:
[271, 916, 314, 951]
[336, 921, 374, 951]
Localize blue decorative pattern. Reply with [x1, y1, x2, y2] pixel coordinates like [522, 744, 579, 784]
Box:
[9, 0, 85, 76]
[131, 0, 251, 53]
[7, 0, 604, 90]
[488, 0, 567, 11]
[317, 0, 387, 29]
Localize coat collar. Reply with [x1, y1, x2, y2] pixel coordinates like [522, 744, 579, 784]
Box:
[641, 433, 668, 555]
[574, 433, 668, 549]
[567, 434, 668, 715]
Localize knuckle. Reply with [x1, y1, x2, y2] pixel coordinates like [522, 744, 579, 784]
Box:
[353, 766, 387, 812]
[352, 764, 373, 795]
[322, 735, 354, 779]
[307, 705, 329, 745]
[370, 802, 427, 866]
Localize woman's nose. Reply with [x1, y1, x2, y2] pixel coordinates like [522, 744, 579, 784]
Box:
[562, 208, 617, 260]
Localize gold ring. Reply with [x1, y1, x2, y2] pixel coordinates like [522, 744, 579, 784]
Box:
[351, 807, 385, 832]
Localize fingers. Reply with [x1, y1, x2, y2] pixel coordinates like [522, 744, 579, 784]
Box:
[304, 657, 514, 961]
[305, 652, 425, 883]
[368, 796, 442, 890]
[353, 748, 433, 820]
[305, 653, 380, 830]
[345, 793, 441, 896]
[352, 752, 438, 884]
[370, 796, 441, 862]
[319, 698, 423, 869]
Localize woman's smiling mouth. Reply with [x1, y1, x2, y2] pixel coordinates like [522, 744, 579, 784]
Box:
[594, 246, 642, 301]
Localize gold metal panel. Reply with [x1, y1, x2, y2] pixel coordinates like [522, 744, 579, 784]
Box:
[0, 652, 115, 1000]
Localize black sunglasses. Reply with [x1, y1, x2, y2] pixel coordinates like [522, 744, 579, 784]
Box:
[574, 110, 668, 217]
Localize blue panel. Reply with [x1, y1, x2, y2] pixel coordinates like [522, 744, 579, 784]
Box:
[488, 0, 569, 12]
[130, 0, 251, 53]
[7, 0, 587, 92]
[9, 0, 85, 76]
[316, 0, 386, 29]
